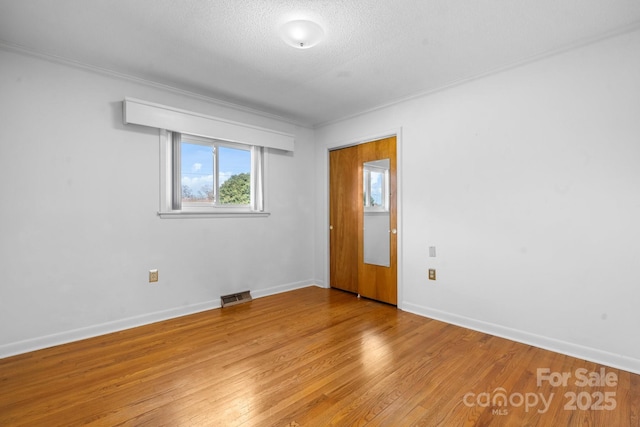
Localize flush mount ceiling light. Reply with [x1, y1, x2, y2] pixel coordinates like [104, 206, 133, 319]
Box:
[280, 19, 324, 49]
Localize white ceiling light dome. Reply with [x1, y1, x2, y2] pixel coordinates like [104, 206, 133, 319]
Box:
[280, 19, 325, 49]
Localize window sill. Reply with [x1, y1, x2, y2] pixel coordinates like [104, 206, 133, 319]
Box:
[158, 211, 271, 219]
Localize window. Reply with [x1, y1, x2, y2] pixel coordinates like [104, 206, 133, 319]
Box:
[123, 98, 295, 218]
[160, 131, 266, 217]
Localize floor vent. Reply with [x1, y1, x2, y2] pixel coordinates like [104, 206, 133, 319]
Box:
[221, 290, 252, 308]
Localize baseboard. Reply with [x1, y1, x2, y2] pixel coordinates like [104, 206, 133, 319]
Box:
[0, 280, 320, 359]
[402, 302, 640, 375]
[250, 279, 319, 299]
[313, 280, 328, 289]
[0, 300, 222, 359]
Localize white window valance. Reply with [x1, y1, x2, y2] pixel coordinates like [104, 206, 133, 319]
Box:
[123, 97, 295, 152]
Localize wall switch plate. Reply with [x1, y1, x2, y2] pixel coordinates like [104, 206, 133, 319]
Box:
[149, 269, 158, 283]
[428, 269, 436, 280]
[429, 246, 436, 257]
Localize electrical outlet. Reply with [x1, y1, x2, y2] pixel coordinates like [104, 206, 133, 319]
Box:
[428, 269, 436, 280]
[149, 269, 158, 283]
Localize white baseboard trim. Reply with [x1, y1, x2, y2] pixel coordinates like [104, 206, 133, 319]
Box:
[0, 300, 220, 359]
[250, 279, 319, 299]
[402, 302, 640, 375]
[0, 280, 320, 359]
[313, 280, 328, 289]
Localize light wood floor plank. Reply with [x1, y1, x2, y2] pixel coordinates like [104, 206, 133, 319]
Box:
[1, 287, 638, 426]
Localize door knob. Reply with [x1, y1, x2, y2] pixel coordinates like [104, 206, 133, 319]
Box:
[391, 228, 397, 234]
[329, 225, 334, 230]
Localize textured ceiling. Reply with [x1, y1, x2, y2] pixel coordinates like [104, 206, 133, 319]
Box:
[1, 0, 640, 126]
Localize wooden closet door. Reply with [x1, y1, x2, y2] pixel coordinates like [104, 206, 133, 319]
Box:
[329, 145, 360, 293]
[358, 137, 397, 305]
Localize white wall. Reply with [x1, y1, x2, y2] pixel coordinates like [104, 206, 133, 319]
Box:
[3, 28, 640, 374]
[315, 29, 640, 373]
[0, 48, 316, 357]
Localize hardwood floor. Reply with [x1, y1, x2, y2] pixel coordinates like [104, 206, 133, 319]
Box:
[1, 287, 638, 426]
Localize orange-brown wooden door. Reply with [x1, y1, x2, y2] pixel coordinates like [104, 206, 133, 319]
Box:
[358, 137, 397, 305]
[329, 144, 360, 293]
[329, 137, 397, 305]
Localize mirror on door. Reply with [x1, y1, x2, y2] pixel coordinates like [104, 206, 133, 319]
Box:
[363, 158, 390, 267]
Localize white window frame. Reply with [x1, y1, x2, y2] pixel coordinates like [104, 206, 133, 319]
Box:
[123, 98, 294, 219]
[159, 130, 269, 218]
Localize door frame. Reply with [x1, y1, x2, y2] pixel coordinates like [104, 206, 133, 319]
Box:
[325, 128, 403, 309]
